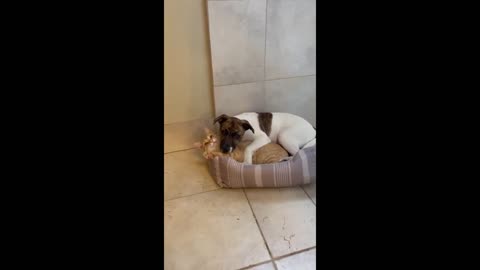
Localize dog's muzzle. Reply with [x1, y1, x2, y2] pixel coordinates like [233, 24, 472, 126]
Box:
[221, 144, 234, 153]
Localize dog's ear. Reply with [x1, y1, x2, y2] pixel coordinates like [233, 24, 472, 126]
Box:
[213, 114, 229, 125]
[241, 120, 255, 134]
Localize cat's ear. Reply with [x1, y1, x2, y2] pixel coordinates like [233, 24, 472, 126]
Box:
[193, 142, 202, 148]
[204, 127, 212, 135]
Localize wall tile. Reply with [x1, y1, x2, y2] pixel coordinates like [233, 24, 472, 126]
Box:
[214, 81, 265, 116]
[208, 0, 266, 86]
[265, 76, 316, 126]
[265, 0, 316, 79]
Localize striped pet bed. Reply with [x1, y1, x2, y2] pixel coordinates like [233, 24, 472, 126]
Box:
[207, 146, 316, 188]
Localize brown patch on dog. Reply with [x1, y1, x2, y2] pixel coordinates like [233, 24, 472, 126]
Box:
[213, 114, 229, 125]
[257, 112, 272, 136]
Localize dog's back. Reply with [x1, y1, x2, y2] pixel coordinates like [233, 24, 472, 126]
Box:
[235, 112, 315, 143]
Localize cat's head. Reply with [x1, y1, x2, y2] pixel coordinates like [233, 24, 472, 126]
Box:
[193, 127, 219, 151]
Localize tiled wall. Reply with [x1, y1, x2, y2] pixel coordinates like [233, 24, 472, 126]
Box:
[207, 0, 316, 126]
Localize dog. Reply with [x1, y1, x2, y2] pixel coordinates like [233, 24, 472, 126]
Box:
[214, 112, 316, 164]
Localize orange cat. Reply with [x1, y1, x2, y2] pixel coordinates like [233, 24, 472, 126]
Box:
[194, 128, 289, 164]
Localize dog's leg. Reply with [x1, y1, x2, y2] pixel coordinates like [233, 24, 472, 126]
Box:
[278, 131, 301, 156]
[278, 125, 315, 155]
[302, 138, 316, 149]
[244, 135, 270, 164]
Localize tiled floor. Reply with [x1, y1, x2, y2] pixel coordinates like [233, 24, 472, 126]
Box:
[164, 120, 316, 270]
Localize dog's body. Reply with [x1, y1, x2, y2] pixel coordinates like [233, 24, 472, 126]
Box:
[214, 112, 316, 164]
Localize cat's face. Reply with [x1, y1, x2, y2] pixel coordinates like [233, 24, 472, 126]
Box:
[193, 128, 219, 152]
[203, 133, 217, 149]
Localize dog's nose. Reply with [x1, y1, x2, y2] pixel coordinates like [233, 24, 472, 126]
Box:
[221, 144, 230, 153]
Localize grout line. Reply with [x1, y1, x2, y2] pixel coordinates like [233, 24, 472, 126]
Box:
[264, 73, 316, 82]
[264, 0, 268, 82]
[164, 118, 213, 126]
[214, 81, 262, 88]
[242, 188, 278, 270]
[263, 0, 269, 110]
[272, 246, 316, 261]
[300, 184, 316, 206]
[235, 245, 317, 270]
[164, 147, 197, 155]
[204, 0, 216, 117]
[236, 260, 273, 270]
[213, 74, 316, 88]
[164, 188, 220, 203]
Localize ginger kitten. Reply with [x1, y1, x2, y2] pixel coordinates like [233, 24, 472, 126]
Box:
[194, 128, 288, 164]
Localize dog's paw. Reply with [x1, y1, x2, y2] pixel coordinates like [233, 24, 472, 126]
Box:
[244, 155, 253, 164]
[279, 156, 293, 162]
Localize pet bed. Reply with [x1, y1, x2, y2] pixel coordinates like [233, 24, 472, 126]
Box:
[207, 145, 316, 188]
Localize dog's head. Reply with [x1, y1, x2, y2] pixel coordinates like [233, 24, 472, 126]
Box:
[213, 114, 254, 153]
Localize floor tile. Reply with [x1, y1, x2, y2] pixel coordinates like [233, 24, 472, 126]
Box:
[245, 262, 275, 270]
[164, 119, 216, 153]
[302, 182, 316, 205]
[274, 248, 316, 270]
[164, 149, 219, 201]
[165, 189, 270, 270]
[245, 187, 316, 257]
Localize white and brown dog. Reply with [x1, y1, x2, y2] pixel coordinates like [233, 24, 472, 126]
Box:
[214, 112, 316, 164]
